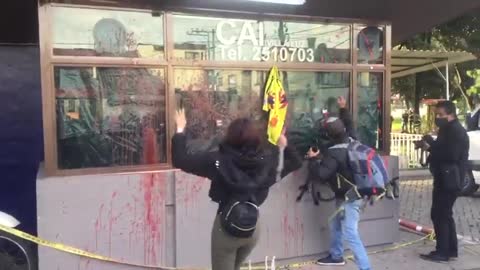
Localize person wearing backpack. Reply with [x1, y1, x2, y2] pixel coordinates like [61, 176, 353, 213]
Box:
[172, 109, 303, 270]
[306, 117, 388, 270]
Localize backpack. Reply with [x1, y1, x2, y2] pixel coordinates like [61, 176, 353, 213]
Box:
[296, 173, 336, 205]
[219, 196, 259, 238]
[330, 139, 389, 197]
[215, 159, 261, 238]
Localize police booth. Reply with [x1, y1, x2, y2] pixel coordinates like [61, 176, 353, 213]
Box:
[34, 0, 399, 269]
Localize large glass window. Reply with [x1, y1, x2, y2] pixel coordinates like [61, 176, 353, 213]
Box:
[52, 7, 165, 59]
[175, 69, 349, 154]
[357, 72, 383, 149]
[285, 71, 350, 154]
[42, 5, 390, 174]
[357, 26, 384, 65]
[173, 15, 350, 63]
[55, 66, 167, 169]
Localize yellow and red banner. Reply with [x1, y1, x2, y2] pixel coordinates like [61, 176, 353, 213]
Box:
[263, 66, 288, 145]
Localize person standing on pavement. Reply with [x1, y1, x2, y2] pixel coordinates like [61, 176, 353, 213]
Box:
[467, 95, 480, 131]
[417, 101, 469, 262]
[172, 109, 303, 270]
[306, 118, 372, 270]
[402, 110, 409, 133]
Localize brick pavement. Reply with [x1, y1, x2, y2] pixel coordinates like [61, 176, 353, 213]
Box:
[400, 179, 480, 243]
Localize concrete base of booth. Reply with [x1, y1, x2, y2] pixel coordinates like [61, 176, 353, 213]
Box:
[36, 156, 399, 269]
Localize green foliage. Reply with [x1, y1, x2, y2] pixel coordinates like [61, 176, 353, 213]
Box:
[466, 69, 480, 96]
[397, 9, 480, 113]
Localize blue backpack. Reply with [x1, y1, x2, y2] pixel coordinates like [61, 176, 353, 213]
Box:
[330, 139, 389, 197]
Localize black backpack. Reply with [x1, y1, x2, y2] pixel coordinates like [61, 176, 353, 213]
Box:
[215, 157, 265, 238]
[219, 195, 259, 238]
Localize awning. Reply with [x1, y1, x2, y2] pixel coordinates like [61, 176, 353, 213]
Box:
[392, 49, 476, 78]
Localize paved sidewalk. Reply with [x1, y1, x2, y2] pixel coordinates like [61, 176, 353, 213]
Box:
[400, 179, 480, 243]
[290, 179, 480, 270]
[294, 230, 480, 270]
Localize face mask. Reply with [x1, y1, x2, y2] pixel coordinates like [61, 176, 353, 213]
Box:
[435, 117, 449, 128]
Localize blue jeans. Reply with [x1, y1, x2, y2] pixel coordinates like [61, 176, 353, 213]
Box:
[329, 199, 371, 270]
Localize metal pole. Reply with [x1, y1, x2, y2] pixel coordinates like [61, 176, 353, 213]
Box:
[446, 62, 450, 100]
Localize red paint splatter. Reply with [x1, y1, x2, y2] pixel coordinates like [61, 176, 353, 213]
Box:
[94, 204, 105, 250]
[107, 192, 116, 256]
[281, 192, 305, 256]
[177, 172, 206, 219]
[142, 174, 166, 265]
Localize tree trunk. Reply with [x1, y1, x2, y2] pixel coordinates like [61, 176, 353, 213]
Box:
[414, 73, 422, 114]
[453, 64, 472, 111]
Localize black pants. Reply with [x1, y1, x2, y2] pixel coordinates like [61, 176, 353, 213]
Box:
[431, 185, 458, 256]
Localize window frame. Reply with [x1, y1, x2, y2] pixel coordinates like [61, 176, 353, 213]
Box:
[39, 3, 392, 176]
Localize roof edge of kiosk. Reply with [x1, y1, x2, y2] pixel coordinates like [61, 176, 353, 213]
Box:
[41, 0, 391, 24]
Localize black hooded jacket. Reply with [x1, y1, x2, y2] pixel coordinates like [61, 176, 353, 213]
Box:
[307, 109, 356, 198]
[172, 133, 303, 210]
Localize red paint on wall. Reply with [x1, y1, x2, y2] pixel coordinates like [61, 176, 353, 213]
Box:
[141, 174, 166, 265]
[94, 204, 105, 250]
[91, 173, 168, 267]
[280, 192, 305, 256]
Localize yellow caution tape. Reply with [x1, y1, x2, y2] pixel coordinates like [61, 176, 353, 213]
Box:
[0, 224, 434, 270]
[0, 224, 187, 270]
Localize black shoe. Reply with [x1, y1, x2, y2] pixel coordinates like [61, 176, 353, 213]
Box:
[449, 252, 458, 260]
[420, 253, 449, 263]
[315, 255, 346, 266]
[427, 251, 458, 259]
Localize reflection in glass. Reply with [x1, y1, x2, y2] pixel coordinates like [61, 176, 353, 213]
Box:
[55, 67, 167, 169]
[53, 7, 164, 58]
[175, 69, 266, 153]
[285, 72, 350, 154]
[175, 69, 349, 154]
[173, 15, 350, 63]
[357, 26, 384, 64]
[357, 72, 383, 149]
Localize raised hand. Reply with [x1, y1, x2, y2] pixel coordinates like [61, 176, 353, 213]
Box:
[175, 109, 187, 133]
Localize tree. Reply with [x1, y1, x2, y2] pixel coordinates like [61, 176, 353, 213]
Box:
[397, 9, 480, 113]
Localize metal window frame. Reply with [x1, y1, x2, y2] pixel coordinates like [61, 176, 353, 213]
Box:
[38, 2, 392, 176]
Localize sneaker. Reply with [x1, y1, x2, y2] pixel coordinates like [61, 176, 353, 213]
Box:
[315, 255, 346, 266]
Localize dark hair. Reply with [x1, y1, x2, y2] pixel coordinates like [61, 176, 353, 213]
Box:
[436, 100, 457, 116]
[224, 118, 262, 150]
[326, 117, 347, 142]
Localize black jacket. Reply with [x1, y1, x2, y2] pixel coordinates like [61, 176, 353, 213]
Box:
[339, 108, 357, 140]
[172, 133, 303, 210]
[466, 108, 480, 131]
[307, 108, 356, 198]
[426, 119, 469, 188]
[308, 137, 353, 198]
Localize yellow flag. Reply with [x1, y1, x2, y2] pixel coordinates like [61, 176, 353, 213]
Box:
[263, 66, 288, 145]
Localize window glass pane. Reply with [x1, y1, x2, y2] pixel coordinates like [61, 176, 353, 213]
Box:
[173, 15, 350, 63]
[175, 69, 266, 153]
[53, 7, 164, 59]
[357, 72, 383, 149]
[357, 26, 384, 64]
[285, 71, 350, 154]
[55, 67, 167, 169]
[175, 69, 349, 154]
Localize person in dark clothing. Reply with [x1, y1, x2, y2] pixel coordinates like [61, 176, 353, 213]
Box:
[402, 111, 409, 133]
[416, 101, 469, 263]
[408, 109, 414, 133]
[306, 117, 371, 270]
[337, 96, 357, 139]
[171, 109, 303, 270]
[467, 94, 480, 131]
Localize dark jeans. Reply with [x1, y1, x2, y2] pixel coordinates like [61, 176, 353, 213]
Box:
[211, 214, 260, 270]
[431, 185, 458, 257]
